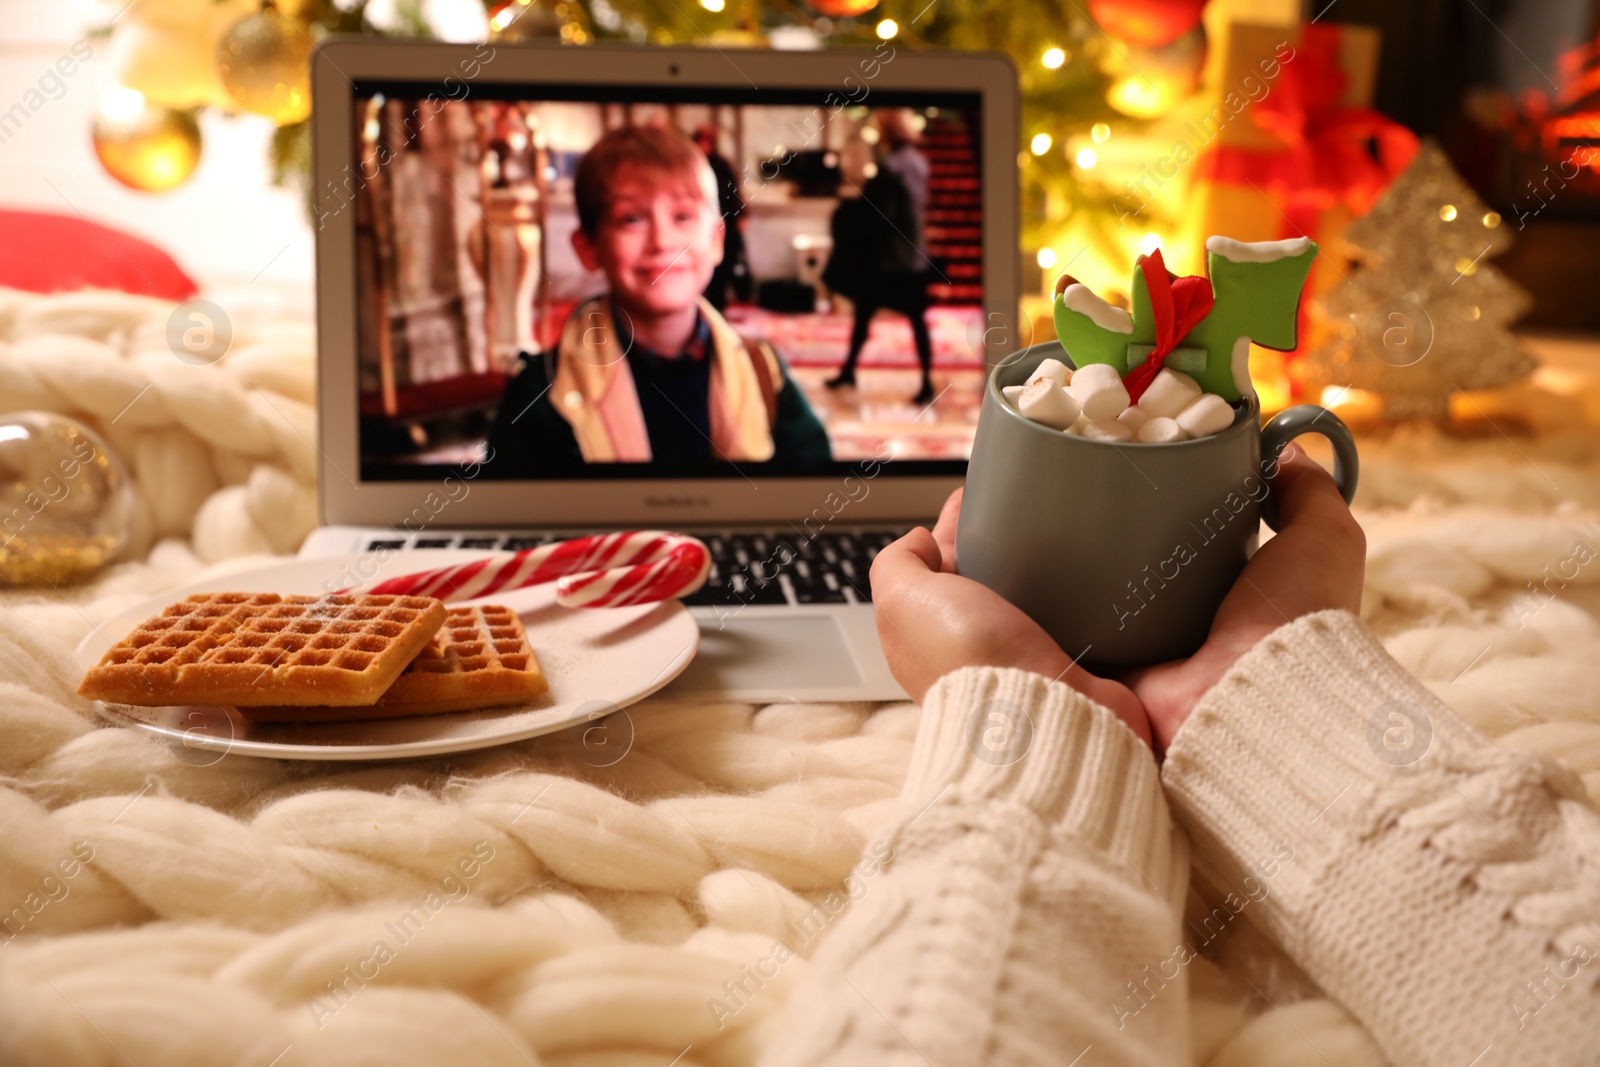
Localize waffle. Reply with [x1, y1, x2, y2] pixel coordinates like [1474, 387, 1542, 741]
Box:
[78, 593, 447, 708]
[237, 605, 547, 722]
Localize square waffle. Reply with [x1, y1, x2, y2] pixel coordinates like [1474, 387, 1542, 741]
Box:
[236, 605, 547, 722]
[78, 593, 447, 708]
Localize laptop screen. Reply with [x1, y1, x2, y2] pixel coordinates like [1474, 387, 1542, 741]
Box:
[349, 78, 988, 482]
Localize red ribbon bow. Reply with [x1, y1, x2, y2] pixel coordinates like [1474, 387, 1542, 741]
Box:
[1122, 247, 1214, 403]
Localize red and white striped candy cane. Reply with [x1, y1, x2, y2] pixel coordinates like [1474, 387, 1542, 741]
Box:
[352, 531, 711, 608]
[552, 537, 711, 608]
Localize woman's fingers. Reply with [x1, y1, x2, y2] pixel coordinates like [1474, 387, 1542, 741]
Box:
[877, 525, 943, 580]
[1262, 446, 1366, 607]
[929, 488, 963, 574]
[1269, 446, 1355, 532]
[868, 528, 947, 700]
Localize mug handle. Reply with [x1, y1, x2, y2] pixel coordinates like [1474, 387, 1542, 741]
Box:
[1259, 405, 1360, 532]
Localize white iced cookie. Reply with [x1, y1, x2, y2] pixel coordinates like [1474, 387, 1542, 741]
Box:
[1067, 362, 1130, 421]
[1138, 416, 1187, 443]
[1116, 406, 1151, 434]
[1002, 384, 1025, 403]
[1137, 368, 1202, 419]
[1017, 378, 1081, 431]
[1175, 393, 1236, 438]
[1026, 357, 1072, 389]
[1080, 418, 1133, 443]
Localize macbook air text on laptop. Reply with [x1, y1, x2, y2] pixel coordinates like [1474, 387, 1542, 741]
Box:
[302, 37, 1020, 701]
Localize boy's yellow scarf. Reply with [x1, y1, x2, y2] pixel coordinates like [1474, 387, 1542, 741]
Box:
[547, 297, 777, 464]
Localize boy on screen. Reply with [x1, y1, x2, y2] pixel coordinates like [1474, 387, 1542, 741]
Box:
[487, 125, 831, 474]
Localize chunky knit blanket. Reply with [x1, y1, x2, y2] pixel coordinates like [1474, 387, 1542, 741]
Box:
[0, 287, 318, 563]
[3, 290, 1600, 1066]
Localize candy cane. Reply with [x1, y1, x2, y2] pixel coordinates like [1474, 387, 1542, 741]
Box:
[351, 531, 711, 608]
[552, 539, 711, 608]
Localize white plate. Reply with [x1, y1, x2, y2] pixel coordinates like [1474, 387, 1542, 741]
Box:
[74, 551, 699, 761]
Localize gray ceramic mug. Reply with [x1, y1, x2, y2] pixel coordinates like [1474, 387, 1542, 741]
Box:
[956, 341, 1359, 671]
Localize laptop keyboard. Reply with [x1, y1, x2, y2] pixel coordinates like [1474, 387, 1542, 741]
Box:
[360, 528, 914, 607]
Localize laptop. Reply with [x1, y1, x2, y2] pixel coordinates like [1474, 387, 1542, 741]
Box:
[301, 37, 1020, 701]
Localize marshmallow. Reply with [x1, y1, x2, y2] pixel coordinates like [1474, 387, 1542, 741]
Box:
[1138, 416, 1187, 443]
[1002, 384, 1025, 404]
[1017, 378, 1080, 431]
[1116, 406, 1152, 434]
[1175, 393, 1237, 438]
[1137, 368, 1202, 419]
[1026, 357, 1072, 389]
[1079, 418, 1133, 443]
[1067, 362, 1130, 421]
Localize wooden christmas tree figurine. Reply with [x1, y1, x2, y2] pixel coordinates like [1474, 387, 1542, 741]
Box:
[1054, 238, 1318, 403]
[1302, 139, 1536, 422]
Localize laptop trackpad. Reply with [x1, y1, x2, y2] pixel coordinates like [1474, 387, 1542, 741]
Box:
[672, 615, 864, 691]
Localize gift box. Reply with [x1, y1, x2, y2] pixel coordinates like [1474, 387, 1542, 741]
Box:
[1182, 20, 1418, 335]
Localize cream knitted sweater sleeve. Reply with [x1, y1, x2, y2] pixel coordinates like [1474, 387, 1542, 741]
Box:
[762, 666, 1192, 1067]
[1162, 610, 1600, 1067]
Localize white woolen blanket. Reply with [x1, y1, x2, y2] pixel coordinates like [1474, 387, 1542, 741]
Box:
[3, 290, 1600, 1067]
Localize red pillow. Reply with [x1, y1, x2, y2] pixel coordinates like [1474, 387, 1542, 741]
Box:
[0, 208, 198, 300]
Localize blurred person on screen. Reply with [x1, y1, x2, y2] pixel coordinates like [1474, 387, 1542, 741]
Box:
[825, 108, 935, 405]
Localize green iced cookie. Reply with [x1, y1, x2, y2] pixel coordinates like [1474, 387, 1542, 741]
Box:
[1184, 236, 1318, 400]
[1053, 281, 1145, 374]
[1050, 236, 1317, 400]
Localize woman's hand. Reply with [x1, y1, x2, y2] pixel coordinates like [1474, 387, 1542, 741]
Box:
[1123, 445, 1366, 750]
[871, 488, 1152, 745]
[871, 448, 1362, 752]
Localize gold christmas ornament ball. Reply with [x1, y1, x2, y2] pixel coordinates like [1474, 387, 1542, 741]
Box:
[805, 0, 880, 16]
[0, 413, 135, 586]
[489, 0, 592, 43]
[92, 89, 202, 192]
[216, 8, 313, 125]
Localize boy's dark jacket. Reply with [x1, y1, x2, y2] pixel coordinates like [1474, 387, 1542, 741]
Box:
[488, 298, 831, 476]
